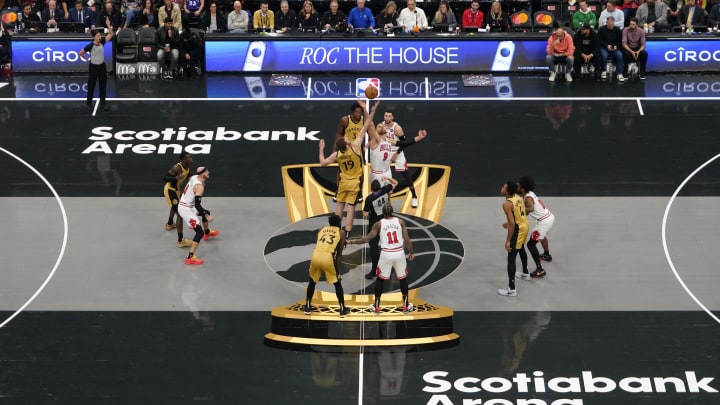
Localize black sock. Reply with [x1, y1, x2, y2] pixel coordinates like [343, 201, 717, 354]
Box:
[187, 252, 194, 259]
[177, 233, 183, 242]
[205, 229, 210, 235]
[544, 250, 550, 255]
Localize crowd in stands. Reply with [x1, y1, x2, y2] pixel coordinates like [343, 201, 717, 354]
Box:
[1, 0, 720, 77]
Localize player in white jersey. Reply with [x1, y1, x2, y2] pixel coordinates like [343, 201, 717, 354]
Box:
[368, 132, 394, 187]
[348, 205, 415, 314]
[379, 110, 420, 208]
[518, 176, 555, 278]
[177, 167, 218, 265]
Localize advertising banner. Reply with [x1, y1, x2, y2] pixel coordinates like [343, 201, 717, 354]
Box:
[12, 38, 114, 72]
[205, 37, 720, 73]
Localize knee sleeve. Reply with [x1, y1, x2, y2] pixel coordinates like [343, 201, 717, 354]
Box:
[193, 224, 204, 242]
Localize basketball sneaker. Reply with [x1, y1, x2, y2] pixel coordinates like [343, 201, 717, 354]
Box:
[185, 255, 204, 265]
[515, 272, 531, 281]
[304, 303, 312, 315]
[203, 229, 220, 240]
[339, 306, 350, 318]
[365, 270, 376, 279]
[540, 253, 553, 262]
[412, 197, 419, 208]
[165, 222, 176, 230]
[402, 303, 414, 314]
[497, 287, 517, 297]
[369, 304, 381, 314]
[530, 268, 547, 278]
[177, 238, 192, 248]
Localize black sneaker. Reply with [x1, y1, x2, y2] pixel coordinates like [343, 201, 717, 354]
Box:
[365, 271, 376, 279]
[530, 269, 547, 278]
[332, 192, 338, 202]
[303, 303, 311, 315]
[540, 253, 553, 262]
[356, 194, 363, 203]
[339, 306, 350, 318]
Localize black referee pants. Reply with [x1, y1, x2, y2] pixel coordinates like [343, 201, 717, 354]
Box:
[87, 62, 107, 106]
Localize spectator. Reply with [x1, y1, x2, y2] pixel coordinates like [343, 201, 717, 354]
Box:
[96, 0, 122, 30]
[709, 0, 720, 28]
[484, 1, 508, 31]
[598, 15, 626, 81]
[182, 0, 203, 29]
[297, 0, 319, 30]
[226, 0, 248, 32]
[432, 0, 458, 30]
[573, 23, 602, 80]
[679, 0, 708, 29]
[41, 0, 63, 30]
[0, 24, 11, 68]
[599, 0, 624, 27]
[253, 0, 274, 31]
[621, 0, 640, 25]
[320, 0, 345, 31]
[572, 0, 597, 30]
[180, 28, 201, 77]
[200, 1, 226, 31]
[622, 17, 647, 79]
[398, 0, 428, 31]
[462, 0, 484, 29]
[157, 16, 180, 79]
[546, 27, 575, 82]
[347, 0, 374, 29]
[275, 0, 296, 31]
[68, 0, 94, 29]
[18, 2, 40, 31]
[122, 0, 140, 28]
[158, 0, 182, 31]
[376, 0, 399, 31]
[667, 0, 681, 26]
[636, 0, 669, 31]
[137, 0, 158, 28]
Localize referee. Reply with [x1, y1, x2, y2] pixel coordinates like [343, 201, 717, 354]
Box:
[362, 176, 397, 279]
[80, 19, 114, 112]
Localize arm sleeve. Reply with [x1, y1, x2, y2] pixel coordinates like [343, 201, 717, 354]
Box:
[194, 195, 208, 216]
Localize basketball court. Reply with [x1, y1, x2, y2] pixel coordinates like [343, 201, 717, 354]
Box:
[0, 72, 719, 404]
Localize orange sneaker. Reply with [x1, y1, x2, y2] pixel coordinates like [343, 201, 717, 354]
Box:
[185, 255, 204, 265]
[203, 229, 220, 240]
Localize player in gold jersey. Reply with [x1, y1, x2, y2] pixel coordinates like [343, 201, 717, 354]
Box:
[163, 152, 193, 248]
[499, 181, 530, 297]
[304, 214, 350, 317]
[320, 100, 379, 238]
[331, 102, 366, 203]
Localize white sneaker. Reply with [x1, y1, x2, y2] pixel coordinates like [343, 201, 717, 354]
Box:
[600, 71, 607, 80]
[616, 74, 626, 82]
[411, 197, 419, 208]
[402, 303, 414, 314]
[565, 72, 573, 82]
[515, 272, 531, 281]
[497, 287, 517, 297]
[548, 72, 556, 82]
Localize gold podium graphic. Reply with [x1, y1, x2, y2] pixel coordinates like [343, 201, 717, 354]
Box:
[265, 163, 459, 350]
[280, 163, 451, 223]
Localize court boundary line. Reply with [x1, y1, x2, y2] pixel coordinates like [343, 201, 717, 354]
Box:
[3, 96, 720, 102]
[0, 147, 69, 330]
[662, 152, 720, 326]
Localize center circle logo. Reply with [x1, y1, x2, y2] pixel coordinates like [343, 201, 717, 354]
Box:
[264, 213, 465, 295]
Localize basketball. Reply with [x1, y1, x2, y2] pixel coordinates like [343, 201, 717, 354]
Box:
[1, 12, 18, 24]
[364, 84, 379, 99]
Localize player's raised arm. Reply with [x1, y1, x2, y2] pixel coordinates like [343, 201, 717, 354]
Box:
[319, 138, 338, 166]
